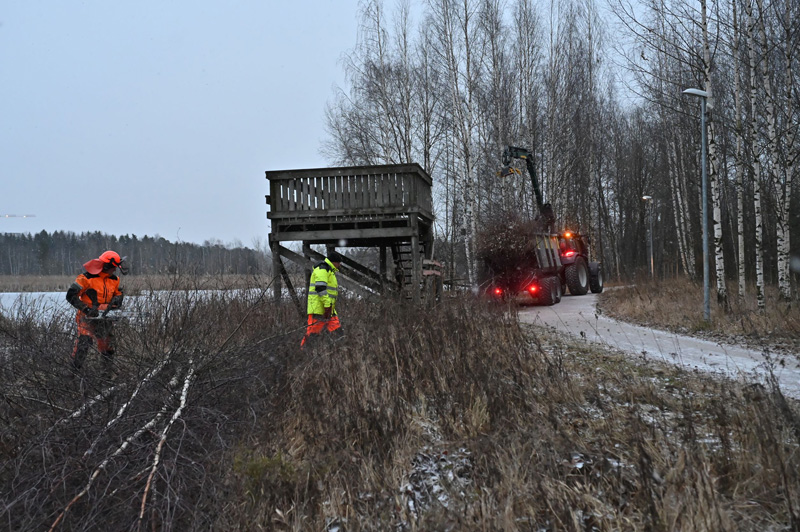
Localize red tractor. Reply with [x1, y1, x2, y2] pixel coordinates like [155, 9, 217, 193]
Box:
[558, 230, 604, 295]
[478, 145, 604, 305]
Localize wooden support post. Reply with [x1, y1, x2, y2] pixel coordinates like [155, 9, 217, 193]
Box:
[380, 246, 387, 290]
[410, 214, 421, 304]
[423, 223, 434, 260]
[277, 256, 304, 319]
[270, 239, 282, 302]
[302, 242, 313, 296]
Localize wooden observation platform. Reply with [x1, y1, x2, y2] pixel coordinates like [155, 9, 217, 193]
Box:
[265, 163, 436, 305]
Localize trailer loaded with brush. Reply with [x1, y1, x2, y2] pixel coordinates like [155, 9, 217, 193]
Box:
[477, 145, 602, 305]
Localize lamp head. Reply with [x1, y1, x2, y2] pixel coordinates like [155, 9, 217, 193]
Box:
[682, 88, 709, 98]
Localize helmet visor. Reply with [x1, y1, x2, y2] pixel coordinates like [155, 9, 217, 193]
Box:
[117, 256, 129, 275]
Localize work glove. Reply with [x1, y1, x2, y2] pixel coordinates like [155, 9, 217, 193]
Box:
[323, 306, 332, 320]
[83, 306, 99, 318]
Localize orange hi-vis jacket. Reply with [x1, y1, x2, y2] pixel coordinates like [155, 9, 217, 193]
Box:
[66, 271, 123, 311]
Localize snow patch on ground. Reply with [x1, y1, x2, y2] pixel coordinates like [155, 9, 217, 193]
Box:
[519, 294, 800, 399]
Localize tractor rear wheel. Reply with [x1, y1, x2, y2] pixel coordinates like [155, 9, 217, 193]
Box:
[565, 257, 590, 295]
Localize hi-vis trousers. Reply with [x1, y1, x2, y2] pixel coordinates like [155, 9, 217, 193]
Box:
[300, 314, 341, 349]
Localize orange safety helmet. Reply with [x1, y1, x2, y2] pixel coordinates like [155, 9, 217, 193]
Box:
[84, 250, 127, 275]
[99, 250, 123, 267]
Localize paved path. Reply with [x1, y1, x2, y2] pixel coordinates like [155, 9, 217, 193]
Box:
[517, 293, 800, 399]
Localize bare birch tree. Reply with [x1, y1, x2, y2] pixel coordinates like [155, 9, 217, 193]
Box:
[732, 0, 747, 298]
[745, 0, 767, 308]
[755, 0, 796, 300]
[428, 0, 483, 284]
[695, 0, 730, 308]
[512, 0, 544, 220]
[320, 0, 797, 289]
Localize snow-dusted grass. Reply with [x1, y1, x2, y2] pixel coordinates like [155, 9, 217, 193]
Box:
[1, 278, 798, 531]
[600, 277, 800, 353]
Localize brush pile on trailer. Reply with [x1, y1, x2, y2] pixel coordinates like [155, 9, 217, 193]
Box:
[477, 212, 563, 306]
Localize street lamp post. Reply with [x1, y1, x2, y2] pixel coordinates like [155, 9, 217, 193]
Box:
[682, 88, 710, 322]
[642, 195, 653, 278]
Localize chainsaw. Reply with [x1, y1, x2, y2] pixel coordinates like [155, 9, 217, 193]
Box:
[86, 304, 136, 321]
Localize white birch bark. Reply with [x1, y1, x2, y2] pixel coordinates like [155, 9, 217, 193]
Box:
[668, 137, 692, 277]
[677, 126, 698, 276]
[701, 0, 729, 308]
[461, 0, 479, 287]
[778, 0, 796, 300]
[429, 0, 480, 285]
[745, 0, 766, 309]
[755, 0, 791, 300]
[732, 0, 746, 298]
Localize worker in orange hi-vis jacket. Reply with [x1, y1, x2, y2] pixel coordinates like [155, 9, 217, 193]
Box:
[301, 251, 343, 349]
[65, 250, 128, 369]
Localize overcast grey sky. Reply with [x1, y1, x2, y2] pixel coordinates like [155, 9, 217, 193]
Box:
[1, 1, 359, 247]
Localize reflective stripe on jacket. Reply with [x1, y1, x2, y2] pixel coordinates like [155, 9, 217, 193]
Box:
[306, 258, 339, 316]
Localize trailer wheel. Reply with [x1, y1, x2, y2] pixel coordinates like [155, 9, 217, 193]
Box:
[565, 257, 590, 295]
[589, 262, 604, 293]
[539, 276, 559, 306]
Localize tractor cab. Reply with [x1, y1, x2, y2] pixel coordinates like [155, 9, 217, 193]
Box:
[558, 231, 589, 265]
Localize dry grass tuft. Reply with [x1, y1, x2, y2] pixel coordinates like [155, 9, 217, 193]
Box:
[0, 275, 75, 292]
[0, 274, 798, 530]
[599, 277, 800, 353]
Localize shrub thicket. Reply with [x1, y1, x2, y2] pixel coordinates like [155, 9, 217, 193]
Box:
[0, 275, 798, 531]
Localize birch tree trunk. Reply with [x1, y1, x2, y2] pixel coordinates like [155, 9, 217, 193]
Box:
[776, 0, 796, 300]
[732, 0, 747, 298]
[701, 0, 729, 309]
[755, 0, 792, 300]
[366, 0, 403, 162]
[544, 0, 559, 210]
[414, 23, 444, 174]
[430, 0, 480, 285]
[479, 0, 513, 212]
[668, 137, 694, 277]
[746, 0, 766, 309]
[513, 0, 542, 221]
[583, 0, 604, 265]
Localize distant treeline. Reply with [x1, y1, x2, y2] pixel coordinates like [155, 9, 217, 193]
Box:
[0, 231, 270, 276]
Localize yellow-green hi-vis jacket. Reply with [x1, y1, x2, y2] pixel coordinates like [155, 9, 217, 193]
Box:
[307, 258, 339, 316]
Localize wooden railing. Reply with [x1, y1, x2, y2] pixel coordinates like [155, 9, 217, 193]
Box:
[265, 163, 433, 220]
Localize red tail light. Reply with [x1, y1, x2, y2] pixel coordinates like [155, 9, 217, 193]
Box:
[493, 287, 503, 296]
[527, 284, 538, 293]
[563, 250, 576, 257]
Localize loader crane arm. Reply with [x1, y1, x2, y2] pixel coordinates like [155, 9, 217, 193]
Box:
[499, 145, 555, 229]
